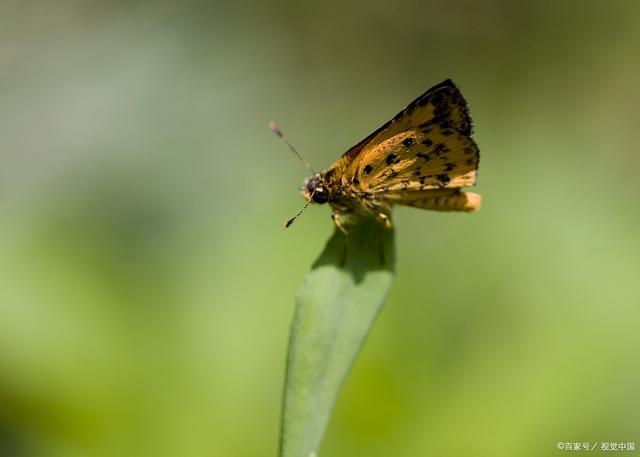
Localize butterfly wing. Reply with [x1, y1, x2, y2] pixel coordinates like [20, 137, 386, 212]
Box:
[349, 125, 481, 212]
[325, 79, 474, 185]
[382, 189, 481, 212]
[347, 124, 479, 193]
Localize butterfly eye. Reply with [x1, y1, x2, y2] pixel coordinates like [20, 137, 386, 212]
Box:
[312, 187, 329, 204]
[305, 175, 329, 204]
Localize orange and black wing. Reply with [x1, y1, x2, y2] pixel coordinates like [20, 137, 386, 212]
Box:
[325, 79, 475, 185]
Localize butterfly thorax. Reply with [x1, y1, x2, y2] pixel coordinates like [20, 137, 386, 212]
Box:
[302, 171, 390, 216]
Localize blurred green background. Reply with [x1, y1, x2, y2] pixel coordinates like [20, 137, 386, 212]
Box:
[1, 1, 639, 456]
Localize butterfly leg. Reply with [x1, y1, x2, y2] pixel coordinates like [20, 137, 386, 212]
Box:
[332, 212, 349, 266]
[377, 213, 391, 265]
[377, 212, 392, 230]
[331, 212, 348, 236]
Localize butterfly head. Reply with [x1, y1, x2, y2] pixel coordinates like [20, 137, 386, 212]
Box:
[303, 173, 330, 204]
[270, 121, 331, 228]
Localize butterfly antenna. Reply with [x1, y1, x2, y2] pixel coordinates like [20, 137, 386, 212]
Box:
[284, 194, 314, 229]
[270, 121, 313, 171]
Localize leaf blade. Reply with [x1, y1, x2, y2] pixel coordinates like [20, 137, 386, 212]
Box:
[280, 217, 396, 457]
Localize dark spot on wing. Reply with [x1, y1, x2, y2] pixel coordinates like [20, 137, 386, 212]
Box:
[441, 129, 454, 136]
[434, 143, 449, 155]
[353, 177, 360, 185]
[419, 176, 426, 185]
[385, 153, 398, 165]
[413, 168, 422, 176]
[464, 147, 474, 155]
[417, 95, 430, 107]
[433, 103, 450, 119]
[363, 164, 373, 174]
[437, 174, 451, 185]
[402, 137, 415, 147]
[416, 152, 431, 161]
[430, 91, 444, 108]
[421, 138, 433, 147]
[445, 162, 457, 171]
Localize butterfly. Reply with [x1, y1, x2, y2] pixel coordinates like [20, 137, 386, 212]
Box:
[273, 79, 480, 233]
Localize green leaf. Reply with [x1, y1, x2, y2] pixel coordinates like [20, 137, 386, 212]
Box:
[279, 216, 396, 457]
